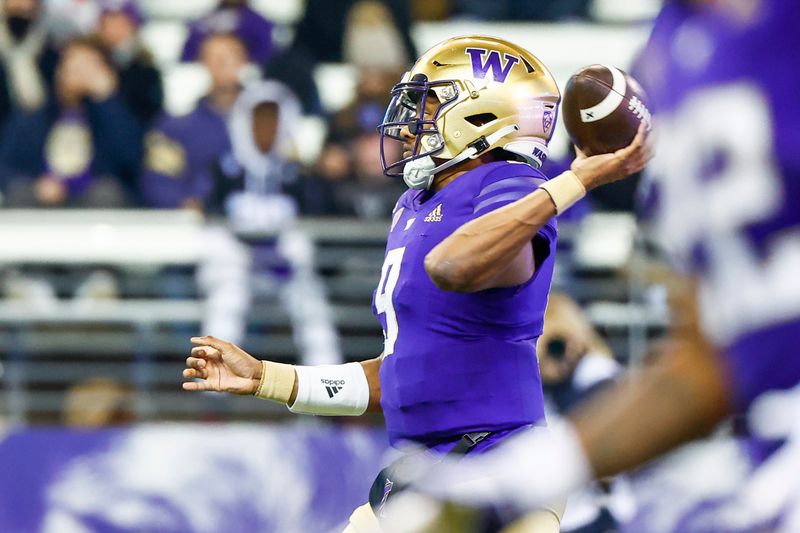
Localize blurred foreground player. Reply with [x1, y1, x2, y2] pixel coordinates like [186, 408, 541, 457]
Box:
[183, 35, 649, 532]
[409, 2, 800, 531]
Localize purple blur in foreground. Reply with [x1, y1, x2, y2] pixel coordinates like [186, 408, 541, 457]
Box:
[628, 1, 800, 531]
[0, 424, 387, 533]
[640, 0, 800, 412]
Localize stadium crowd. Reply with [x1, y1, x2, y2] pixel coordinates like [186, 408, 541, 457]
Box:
[0, 2, 647, 384]
[0, 0, 614, 220]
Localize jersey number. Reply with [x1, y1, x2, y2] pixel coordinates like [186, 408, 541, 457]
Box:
[653, 84, 800, 341]
[375, 247, 405, 356]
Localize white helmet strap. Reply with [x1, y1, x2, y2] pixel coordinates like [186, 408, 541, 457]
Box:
[403, 124, 520, 190]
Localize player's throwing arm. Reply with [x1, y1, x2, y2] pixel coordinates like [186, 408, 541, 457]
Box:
[425, 122, 651, 293]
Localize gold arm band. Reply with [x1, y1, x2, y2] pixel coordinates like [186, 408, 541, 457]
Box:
[254, 360, 296, 404]
[538, 170, 587, 214]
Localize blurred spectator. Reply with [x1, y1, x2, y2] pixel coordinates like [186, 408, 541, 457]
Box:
[296, 1, 413, 218]
[267, 0, 415, 116]
[348, 133, 405, 218]
[300, 141, 405, 218]
[341, 0, 411, 68]
[1, 267, 56, 308]
[96, 0, 163, 125]
[198, 80, 342, 365]
[261, 40, 321, 116]
[589, 170, 642, 212]
[292, 0, 415, 64]
[0, 0, 59, 131]
[538, 292, 629, 533]
[300, 65, 405, 218]
[181, 0, 274, 66]
[142, 29, 341, 361]
[411, 0, 452, 21]
[453, 0, 591, 21]
[62, 377, 135, 427]
[329, 67, 398, 142]
[141, 33, 248, 209]
[211, 80, 300, 221]
[0, 36, 141, 207]
[300, 143, 352, 215]
[300, 134, 404, 219]
[539, 293, 620, 409]
[45, 0, 101, 43]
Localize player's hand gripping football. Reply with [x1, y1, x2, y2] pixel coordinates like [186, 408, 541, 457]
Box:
[570, 122, 653, 191]
[182, 336, 262, 394]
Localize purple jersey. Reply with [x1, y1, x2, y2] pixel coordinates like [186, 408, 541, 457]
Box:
[373, 161, 557, 446]
[641, 0, 800, 411]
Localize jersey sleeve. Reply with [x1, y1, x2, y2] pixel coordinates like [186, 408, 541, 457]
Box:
[471, 164, 558, 245]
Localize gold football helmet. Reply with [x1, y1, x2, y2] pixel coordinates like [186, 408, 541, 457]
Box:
[379, 35, 561, 189]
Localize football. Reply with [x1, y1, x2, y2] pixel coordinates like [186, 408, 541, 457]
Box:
[561, 64, 651, 157]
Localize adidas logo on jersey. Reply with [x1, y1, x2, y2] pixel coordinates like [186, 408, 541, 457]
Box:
[321, 378, 345, 398]
[424, 204, 443, 222]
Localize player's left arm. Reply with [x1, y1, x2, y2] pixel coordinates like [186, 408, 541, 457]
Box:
[184, 336, 384, 414]
[361, 356, 383, 413]
[425, 124, 651, 293]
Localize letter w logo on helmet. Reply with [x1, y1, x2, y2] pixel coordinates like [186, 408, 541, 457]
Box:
[465, 48, 520, 83]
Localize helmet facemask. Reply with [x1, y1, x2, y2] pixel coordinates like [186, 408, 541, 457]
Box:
[378, 74, 459, 188]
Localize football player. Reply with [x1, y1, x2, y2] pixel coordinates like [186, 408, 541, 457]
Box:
[405, 2, 800, 532]
[183, 35, 649, 532]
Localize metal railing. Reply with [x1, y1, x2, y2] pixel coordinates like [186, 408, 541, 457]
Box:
[0, 210, 665, 423]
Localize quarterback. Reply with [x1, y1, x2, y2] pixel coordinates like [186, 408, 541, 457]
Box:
[183, 35, 649, 532]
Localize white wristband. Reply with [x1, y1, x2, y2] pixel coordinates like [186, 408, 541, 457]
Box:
[288, 362, 370, 416]
[539, 171, 586, 214]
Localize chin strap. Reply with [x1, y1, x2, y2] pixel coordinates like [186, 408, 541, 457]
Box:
[404, 124, 520, 190]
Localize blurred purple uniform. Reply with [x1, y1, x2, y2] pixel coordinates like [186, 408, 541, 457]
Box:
[643, 0, 800, 416]
[629, 1, 800, 531]
[373, 161, 557, 447]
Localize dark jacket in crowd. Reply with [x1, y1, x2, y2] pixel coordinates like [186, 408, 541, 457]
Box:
[116, 49, 164, 125]
[0, 94, 143, 197]
[292, 0, 415, 63]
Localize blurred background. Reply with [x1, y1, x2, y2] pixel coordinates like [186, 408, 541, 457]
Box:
[0, 0, 664, 531]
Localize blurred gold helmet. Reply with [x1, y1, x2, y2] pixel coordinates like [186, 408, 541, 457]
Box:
[379, 35, 560, 189]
